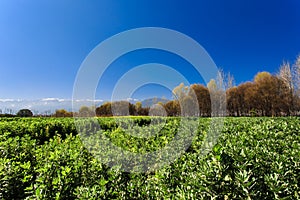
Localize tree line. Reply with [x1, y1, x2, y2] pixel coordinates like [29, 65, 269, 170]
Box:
[8, 55, 300, 118]
[90, 55, 300, 117]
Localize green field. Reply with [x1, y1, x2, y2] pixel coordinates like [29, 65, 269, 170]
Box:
[0, 117, 299, 199]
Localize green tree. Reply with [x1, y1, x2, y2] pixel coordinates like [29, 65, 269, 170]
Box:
[111, 101, 130, 116]
[164, 100, 180, 116]
[79, 106, 94, 117]
[149, 104, 166, 116]
[54, 109, 73, 117]
[17, 109, 33, 117]
[96, 102, 112, 116]
[135, 101, 142, 114]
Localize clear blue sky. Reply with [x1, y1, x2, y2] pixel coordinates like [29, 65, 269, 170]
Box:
[0, 0, 299, 100]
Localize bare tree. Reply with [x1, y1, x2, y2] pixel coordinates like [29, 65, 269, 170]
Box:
[207, 77, 226, 117]
[172, 82, 189, 100]
[277, 61, 294, 115]
[216, 68, 235, 90]
[278, 61, 293, 89]
[292, 55, 300, 96]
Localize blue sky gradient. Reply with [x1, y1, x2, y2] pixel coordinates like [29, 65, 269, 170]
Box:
[0, 0, 299, 100]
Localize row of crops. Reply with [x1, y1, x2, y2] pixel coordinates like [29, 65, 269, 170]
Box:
[0, 117, 299, 199]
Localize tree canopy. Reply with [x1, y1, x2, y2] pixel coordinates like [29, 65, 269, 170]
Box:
[17, 109, 33, 117]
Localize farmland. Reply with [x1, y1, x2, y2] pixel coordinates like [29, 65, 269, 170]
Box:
[0, 117, 299, 199]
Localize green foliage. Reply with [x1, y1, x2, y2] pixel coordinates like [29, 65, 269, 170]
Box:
[0, 117, 299, 199]
[17, 109, 33, 117]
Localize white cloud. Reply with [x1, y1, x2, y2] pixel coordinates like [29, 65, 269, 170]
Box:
[0, 99, 15, 102]
[74, 99, 103, 102]
[126, 98, 139, 102]
[41, 98, 68, 102]
[94, 99, 104, 102]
